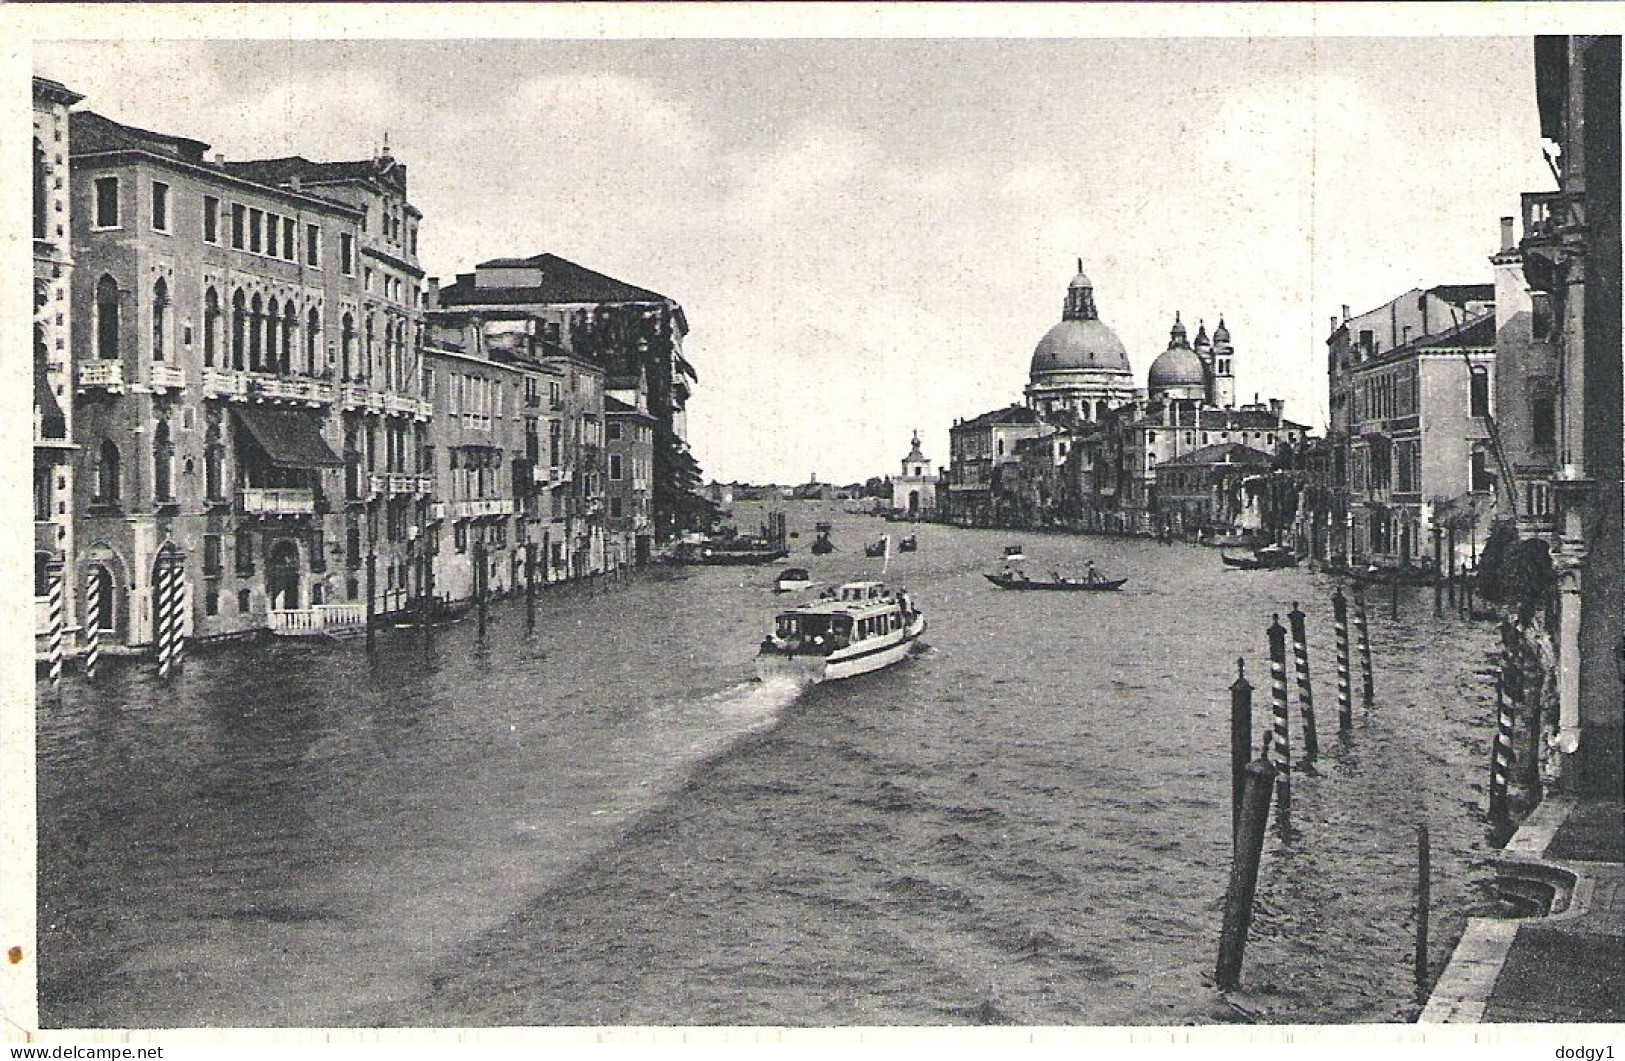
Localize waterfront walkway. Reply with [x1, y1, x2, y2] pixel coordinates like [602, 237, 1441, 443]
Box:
[1422, 795, 1624, 1023]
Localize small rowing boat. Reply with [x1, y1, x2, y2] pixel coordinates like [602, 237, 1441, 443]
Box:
[983, 572, 1127, 592]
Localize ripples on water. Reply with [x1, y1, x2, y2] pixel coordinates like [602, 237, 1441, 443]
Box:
[37, 503, 1500, 1027]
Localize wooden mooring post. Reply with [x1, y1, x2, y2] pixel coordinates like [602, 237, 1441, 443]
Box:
[525, 540, 537, 634]
[1489, 668, 1514, 830]
[1332, 587, 1353, 731]
[1230, 658, 1253, 847]
[365, 549, 377, 654]
[1287, 602, 1319, 761]
[1267, 615, 1291, 831]
[1216, 757, 1278, 990]
[1415, 822, 1431, 1003]
[475, 539, 488, 642]
[1353, 590, 1374, 709]
[1432, 526, 1443, 617]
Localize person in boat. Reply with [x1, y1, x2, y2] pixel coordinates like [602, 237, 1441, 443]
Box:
[1052, 570, 1066, 585]
[1084, 560, 1100, 584]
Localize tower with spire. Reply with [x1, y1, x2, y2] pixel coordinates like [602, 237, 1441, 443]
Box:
[890, 430, 939, 518]
[1210, 316, 1236, 409]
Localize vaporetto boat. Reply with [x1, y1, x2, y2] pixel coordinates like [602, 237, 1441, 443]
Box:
[756, 581, 926, 684]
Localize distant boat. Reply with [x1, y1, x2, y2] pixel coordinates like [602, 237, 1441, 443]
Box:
[671, 539, 790, 566]
[775, 567, 814, 593]
[810, 534, 836, 555]
[757, 581, 926, 684]
[399, 596, 474, 626]
[1004, 544, 1026, 562]
[1221, 545, 1299, 570]
[898, 534, 918, 553]
[983, 572, 1127, 592]
[864, 539, 888, 558]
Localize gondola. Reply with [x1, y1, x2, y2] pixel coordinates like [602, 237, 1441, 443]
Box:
[898, 534, 918, 552]
[863, 539, 888, 558]
[810, 535, 836, 555]
[983, 572, 1127, 591]
[1220, 546, 1299, 570]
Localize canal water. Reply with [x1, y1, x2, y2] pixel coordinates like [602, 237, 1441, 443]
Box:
[37, 503, 1505, 1027]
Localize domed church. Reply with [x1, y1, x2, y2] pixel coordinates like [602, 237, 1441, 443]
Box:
[1024, 261, 1139, 421]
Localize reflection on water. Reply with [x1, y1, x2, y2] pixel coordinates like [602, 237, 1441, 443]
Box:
[38, 504, 1500, 1026]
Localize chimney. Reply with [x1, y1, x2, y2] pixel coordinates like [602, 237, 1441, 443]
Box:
[1269, 398, 1284, 420]
[289, 174, 301, 192]
[1330, 314, 1339, 334]
[212, 152, 225, 166]
[426, 277, 440, 310]
[1341, 304, 1351, 322]
[1500, 216, 1515, 252]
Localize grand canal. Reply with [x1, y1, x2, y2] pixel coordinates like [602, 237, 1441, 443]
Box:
[38, 504, 1505, 1027]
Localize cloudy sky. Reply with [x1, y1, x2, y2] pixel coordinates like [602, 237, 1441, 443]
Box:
[33, 21, 1555, 484]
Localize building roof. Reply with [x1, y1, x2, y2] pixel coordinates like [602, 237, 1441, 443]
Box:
[223, 154, 411, 198]
[441, 253, 671, 306]
[1199, 408, 1308, 432]
[70, 111, 211, 165]
[1417, 312, 1496, 349]
[954, 405, 1045, 431]
[604, 395, 655, 421]
[1156, 441, 1273, 469]
[33, 76, 84, 107]
[231, 407, 342, 468]
[1426, 283, 1496, 307]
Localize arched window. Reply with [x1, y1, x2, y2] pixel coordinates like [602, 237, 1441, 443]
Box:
[95, 275, 120, 360]
[282, 301, 297, 373]
[203, 287, 221, 368]
[153, 419, 174, 503]
[249, 293, 264, 371]
[94, 439, 121, 504]
[341, 313, 355, 380]
[231, 289, 247, 370]
[306, 307, 321, 375]
[33, 140, 47, 242]
[264, 297, 279, 372]
[35, 553, 52, 598]
[151, 277, 169, 361]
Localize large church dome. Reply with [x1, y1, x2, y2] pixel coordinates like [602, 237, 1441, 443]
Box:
[1028, 265, 1133, 377]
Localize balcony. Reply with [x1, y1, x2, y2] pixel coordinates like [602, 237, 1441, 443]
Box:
[388, 473, 416, 496]
[269, 603, 366, 637]
[446, 498, 514, 520]
[414, 474, 435, 495]
[368, 472, 390, 496]
[150, 363, 186, 393]
[239, 487, 316, 516]
[79, 361, 125, 392]
[202, 368, 249, 400]
[248, 373, 334, 406]
[342, 383, 384, 413]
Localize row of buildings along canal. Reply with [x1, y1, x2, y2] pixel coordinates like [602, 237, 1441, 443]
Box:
[884, 37, 1618, 801]
[32, 78, 710, 658]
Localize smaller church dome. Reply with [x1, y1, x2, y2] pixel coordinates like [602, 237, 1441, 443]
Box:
[1213, 316, 1232, 346]
[1149, 345, 1207, 389]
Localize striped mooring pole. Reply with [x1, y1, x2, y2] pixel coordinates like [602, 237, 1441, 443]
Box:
[168, 555, 187, 672]
[1287, 602, 1319, 761]
[1332, 587, 1353, 731]
[155, 552, 174, 679]
[1267, 614, 1291, 828]
[83, 571, 101, 680]
[1489, 667, 1515, 828]
[1353, 589, 1374, 709]
[46, 559, 66, 694]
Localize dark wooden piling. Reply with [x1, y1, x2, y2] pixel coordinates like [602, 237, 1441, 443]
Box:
[1216, 757, 1278, 990]
[1390, 567, 1400, 621]
[364, 549, 377, 654]
[1230, 658, 1253, 846]
[475, 539, 488, 642]
[1432, 526, 1443, 617]
[1288, 603, 1319, 761]
[1268, 615, 1291, 830]
[1447, 527, 1458, 609]
[1415, 822, 1431, 1002]
[525, 540, 537, 633]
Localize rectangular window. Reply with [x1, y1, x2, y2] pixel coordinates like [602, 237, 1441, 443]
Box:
[283, 217, 296, 261]
[205, 585, 219, 617]
[609, 453, 623, 480]
[235, 530, 255, 575]
[248, 208, 262, 253]
[1469, 369, 1490, 419]
[204, 535, 223, 576]
[93, 176, 119, 228]
[610, 496, 623, 519]
[1532, 392, 1556, 447]
[1358, 330, 1375, 360]
[454, 523, 468, 553]
[265, 212, 280, 256]
[202, 195, 219, 243]
[340, 233, 355, 275]
[1470, 449, 1492, 493]
[151, 181, 169, 232]
[607, 422, 622, 441]
[306, 224, 322, 267]
[231, 203, 246, 249]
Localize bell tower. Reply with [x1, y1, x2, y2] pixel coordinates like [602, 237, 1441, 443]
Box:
[1211, 316, 1237, 409]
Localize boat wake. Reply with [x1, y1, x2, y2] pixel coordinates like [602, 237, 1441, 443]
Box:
[705, 673, 809, 728]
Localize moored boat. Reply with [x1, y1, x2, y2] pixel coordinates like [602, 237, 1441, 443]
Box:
[671, 539, 790, 565]
[898, 534, 918, 553]
[810, 534, 836, 555]
[756, 581, 926, 684]
[775, 567, 814, 593]
[864, 539, 888, 558]
[1221, 545, 1299, 570]
[983, 572, 1127, 591]
[1004, 543, 1026, 562]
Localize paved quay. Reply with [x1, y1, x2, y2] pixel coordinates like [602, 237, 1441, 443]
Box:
[1422, 796, 1624, 1023]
